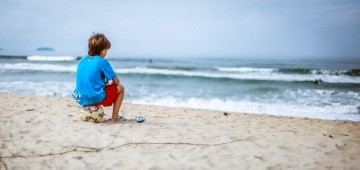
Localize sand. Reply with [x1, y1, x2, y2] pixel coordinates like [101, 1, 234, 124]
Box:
[0, 92, 359, 169]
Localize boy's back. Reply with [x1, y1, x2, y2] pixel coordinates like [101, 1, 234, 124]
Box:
[74, 55, 116, 106]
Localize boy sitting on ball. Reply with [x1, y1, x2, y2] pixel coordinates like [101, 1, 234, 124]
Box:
[72, 33, 125, 123]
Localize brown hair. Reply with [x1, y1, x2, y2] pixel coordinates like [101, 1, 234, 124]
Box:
[88, 33, 111, 56]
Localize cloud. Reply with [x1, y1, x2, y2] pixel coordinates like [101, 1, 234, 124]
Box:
[0, 0, 359, 58]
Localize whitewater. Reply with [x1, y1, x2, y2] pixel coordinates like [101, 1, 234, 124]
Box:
[0, 55, 359, 121]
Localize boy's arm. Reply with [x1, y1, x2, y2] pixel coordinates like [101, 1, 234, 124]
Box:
[112, 77, 120, 86]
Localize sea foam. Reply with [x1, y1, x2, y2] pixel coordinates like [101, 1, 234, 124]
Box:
[0, 63, 76, 72]
[130, 96, 360, 121]
[27, 55, 78, 61]
[1, 63, 359, 83]
[115, 67, 360, 83]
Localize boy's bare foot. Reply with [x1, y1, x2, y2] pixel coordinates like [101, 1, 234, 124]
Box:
[112, 113, 118, 122]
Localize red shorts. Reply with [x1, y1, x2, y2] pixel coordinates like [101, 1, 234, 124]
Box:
[92, 85, 119, 107]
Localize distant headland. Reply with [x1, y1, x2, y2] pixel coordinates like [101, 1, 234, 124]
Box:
[36, 47, 55, 51]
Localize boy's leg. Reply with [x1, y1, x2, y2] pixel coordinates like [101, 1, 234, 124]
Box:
[112, 84, 125, 122]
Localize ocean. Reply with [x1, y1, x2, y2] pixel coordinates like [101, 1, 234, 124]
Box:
[1, 55, 360, 121]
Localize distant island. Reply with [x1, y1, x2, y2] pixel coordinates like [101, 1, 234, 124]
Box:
[36, 47, 55, 51]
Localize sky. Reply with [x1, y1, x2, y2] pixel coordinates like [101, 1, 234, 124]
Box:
[0, 0, 360, 59]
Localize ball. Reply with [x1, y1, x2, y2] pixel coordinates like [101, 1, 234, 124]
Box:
[80, 106, 104, 123]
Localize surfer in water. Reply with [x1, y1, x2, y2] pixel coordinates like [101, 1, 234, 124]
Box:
[314, 79, 323, 85]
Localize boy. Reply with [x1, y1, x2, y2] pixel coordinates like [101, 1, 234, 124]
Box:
[73, 33, 125, 122]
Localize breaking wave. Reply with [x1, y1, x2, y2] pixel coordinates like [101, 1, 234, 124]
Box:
[1, 63, 359, 83]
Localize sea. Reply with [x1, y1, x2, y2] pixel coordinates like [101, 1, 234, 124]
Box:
[1, 54, 360, 121]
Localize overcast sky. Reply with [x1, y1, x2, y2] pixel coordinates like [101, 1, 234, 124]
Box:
[0, 0, 360, 59]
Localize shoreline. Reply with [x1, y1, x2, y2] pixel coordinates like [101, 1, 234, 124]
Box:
[2, 92, 360, 123]
[1, 92, 359, 169]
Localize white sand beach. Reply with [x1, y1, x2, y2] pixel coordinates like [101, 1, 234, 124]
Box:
[0, 92, 359, 169]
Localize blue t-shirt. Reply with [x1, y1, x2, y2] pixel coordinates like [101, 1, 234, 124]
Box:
[72, 55, 116, 106]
